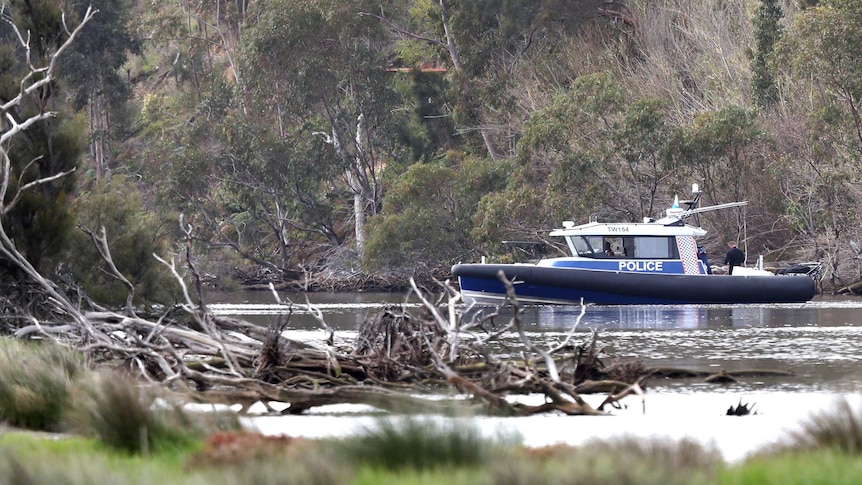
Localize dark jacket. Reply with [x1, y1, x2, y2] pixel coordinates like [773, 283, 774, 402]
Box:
[724, 247, 745, 274]
[697, 248, 712, 274]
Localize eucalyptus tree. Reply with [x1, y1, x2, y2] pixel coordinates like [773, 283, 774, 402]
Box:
[364, 155, 511, 269]
[237, 0, 406, 263]
[666, 106, 769, 248]
[472, 73, 679, 255]
[61, 0, 140, 179]
[777, 0, 862, 157]
[773, 0, 862, 282]
[751, 0, 783, 109]
[0, 2, 86, 274]
[372, 0, 632, 161]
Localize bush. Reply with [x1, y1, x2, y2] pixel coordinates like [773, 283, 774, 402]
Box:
[73, 371, 201, 454]
[780, 398, 862, 454]
[0, 338, 84, 431]
[491, 437, 722, 485]
[64, 175, 180, 307]
[339, 416, 508, 471]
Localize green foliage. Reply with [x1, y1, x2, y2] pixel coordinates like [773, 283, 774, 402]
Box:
[74, 372, 201, 455]
[668, 106, 763, 205]
[0, 338, 84, 431]
[364, 155, 510, 268]
[391, 71, 458, 164]
[723, 449, 862, 484]
[471, 181, 553, 254]
[340, 416, 502, 471]
[614, 98, 678, 218]
[780, 398, 862, 454]
[0, 3, 88, 273]
[751, 0, 783, 108]
[64, 176, 179, 306]
[776, 0, 862, 149]
[62, 0, 140, 107]
[1, 114, 84, 272]
[475, 73, 677, 255]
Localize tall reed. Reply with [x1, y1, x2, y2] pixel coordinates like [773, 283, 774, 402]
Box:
[783, 398, 862, 454]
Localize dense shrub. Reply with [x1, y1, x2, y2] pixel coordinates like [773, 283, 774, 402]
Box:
[0, 338, 84, 431]
[64, 175, 179, 307]
[339, 416, 508, 470]
[73, 371, 204, 454]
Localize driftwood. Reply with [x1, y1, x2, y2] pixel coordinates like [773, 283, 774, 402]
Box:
[3, 228, 642, 417]
[0, 5, 648, 421]
[838, 280, 862, 295]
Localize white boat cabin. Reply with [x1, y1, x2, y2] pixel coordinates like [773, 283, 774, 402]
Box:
[542, 219, 708, 275]
[540, 195, 715, 275]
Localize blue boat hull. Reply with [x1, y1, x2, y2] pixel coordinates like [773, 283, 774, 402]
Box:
[451, 263, 817, 305]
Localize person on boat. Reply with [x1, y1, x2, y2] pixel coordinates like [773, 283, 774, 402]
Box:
[724, 241, 745, 275]
[604, 242, 615, 257]
[697, 247, 712, 274]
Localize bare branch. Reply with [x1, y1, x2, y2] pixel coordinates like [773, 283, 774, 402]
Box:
[358, 8, 446, 48]
[0, 6, 98, 112]
[79, 225, 136, 316]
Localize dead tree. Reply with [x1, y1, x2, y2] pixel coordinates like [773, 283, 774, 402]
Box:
[1, 8, 644, 417]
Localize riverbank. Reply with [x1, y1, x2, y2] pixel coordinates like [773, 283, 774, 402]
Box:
[230, 265, 453, 293]
[4, 404, 862, 484]
[242, 391, 861, 464]
[226, 261, 861, 297]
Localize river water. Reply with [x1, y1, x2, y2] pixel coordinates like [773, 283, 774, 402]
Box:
[207, 291, 862, 462]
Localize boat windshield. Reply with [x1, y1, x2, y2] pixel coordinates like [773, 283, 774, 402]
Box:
[571, 236, 596, 256]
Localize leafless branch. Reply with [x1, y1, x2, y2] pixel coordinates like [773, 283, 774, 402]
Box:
[79, 225, 136, 316]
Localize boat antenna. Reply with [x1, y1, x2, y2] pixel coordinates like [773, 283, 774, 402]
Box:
[660, 184, 748, 225]
[685, 183, 703, 226]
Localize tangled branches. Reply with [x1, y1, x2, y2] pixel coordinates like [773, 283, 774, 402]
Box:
[0, 4, 644, 418]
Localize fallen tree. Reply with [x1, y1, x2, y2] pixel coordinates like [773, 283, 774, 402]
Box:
[3, 5, 741, 420]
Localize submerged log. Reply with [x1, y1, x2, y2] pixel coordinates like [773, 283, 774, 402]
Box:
[838, 280, 862, 295]
[647, 367, 794, 379]
[704, 369, 737, 384]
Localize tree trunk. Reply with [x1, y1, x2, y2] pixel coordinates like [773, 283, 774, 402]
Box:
[89, 86, 105, 180]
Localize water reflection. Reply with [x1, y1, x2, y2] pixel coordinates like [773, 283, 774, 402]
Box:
[208, 291, 410, 329]
[210, 292, 862, 331]
[468, 302, 852, 331]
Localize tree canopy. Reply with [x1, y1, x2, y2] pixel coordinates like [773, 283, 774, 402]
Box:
[3, 0, 862, 293]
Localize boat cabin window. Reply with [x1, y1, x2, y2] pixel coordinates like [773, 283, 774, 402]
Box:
[574, 236, 678, 259]
[631, 236, 679, 259]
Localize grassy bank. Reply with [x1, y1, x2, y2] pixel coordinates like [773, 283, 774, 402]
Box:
[2, 338, 862, 483]
[3, 425, 862, 484]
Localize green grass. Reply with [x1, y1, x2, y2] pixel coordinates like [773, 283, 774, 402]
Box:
[5, 427, 862, 485]
[0, 338, 84, 431]
[720, 449, 862, 484]
[338, 416, 512, 471]
[353, 466, 489, 485]
[72, 371, 199, 454]
[0, 431, 197, 484]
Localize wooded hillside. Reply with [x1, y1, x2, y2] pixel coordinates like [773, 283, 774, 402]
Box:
[3, 0, 862, 299]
